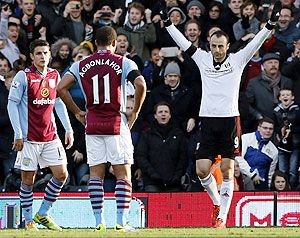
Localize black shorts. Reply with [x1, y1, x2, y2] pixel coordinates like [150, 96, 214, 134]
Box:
[195, 117, 241, 161]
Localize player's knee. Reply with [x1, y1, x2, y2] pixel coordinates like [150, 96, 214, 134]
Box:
[196, 169, 210, 179]
[55, 171, 68, 183]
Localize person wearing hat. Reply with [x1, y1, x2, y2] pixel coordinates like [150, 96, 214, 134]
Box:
[187, 0, 206, 19]
[246, 53, 293, 124]
[144, 62, 198, 134]
[156, 6, 187, 47]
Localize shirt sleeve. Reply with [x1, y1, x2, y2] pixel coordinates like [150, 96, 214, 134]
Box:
[234, 27, 271, 67]
[8, 71, 26, 104]
[7, 100, 23, 139]
[65, 61, 80, 82]
[55, 98, 73, 133]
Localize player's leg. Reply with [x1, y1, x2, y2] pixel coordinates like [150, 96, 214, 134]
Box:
[89, 164, 106, 231]
[216, 158, 234, 228]
[21, 170, 38, 231]
[196, 159, 220, 226]
[113, 164, 135, 232]
[216, 116, 240, 228]
[195, 118, 221, 226]
[107, 120, 135, 232]
[34, 140, 68, 230]
[86, 135, 107, 231]
[16, 142, 39, 231]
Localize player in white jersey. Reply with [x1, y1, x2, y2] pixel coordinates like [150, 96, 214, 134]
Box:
[160, 0, 283, 228]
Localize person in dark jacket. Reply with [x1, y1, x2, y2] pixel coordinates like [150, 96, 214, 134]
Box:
[135, 101, 187, 192]
[273, 88, 300, 189]
[0, 70, 16, 184]
[144, 62, 198, 134]
[246, 53, 293, 130]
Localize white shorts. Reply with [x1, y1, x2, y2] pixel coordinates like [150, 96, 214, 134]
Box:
[14, 139, 67, 171]
[86, 125, 134, 166]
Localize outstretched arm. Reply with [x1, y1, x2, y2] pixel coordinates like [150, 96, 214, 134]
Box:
[159, 2, 197, 57]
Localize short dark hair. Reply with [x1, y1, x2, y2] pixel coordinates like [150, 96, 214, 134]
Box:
[8, 22, 18, 28]
[258, 117, 274, 126]
[279, 87, 294, 95]
[210, 30, 229, 43]
[95, 26, 117, 47]
[153, 101, 172, 114]
[29, 39, 50, 53]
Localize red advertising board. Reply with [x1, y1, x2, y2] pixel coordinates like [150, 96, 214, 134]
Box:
[1, 191, 300, 228]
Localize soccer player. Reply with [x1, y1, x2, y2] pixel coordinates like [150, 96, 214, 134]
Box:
[7, 39, 74, 231]
[57, 26, 146, 232]
[160, 1, 283, 228]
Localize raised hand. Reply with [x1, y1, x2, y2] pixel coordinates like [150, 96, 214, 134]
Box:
[241, 15, 250, 29]
[270, 1, 282, 23]
[159, 0, 171, 26]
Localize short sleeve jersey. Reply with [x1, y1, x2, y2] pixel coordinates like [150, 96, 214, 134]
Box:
[8, 65, 60, 142]
[67, 50, 138, 135]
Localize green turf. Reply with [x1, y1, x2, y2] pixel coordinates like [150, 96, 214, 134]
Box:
[0, 227, 299, 238]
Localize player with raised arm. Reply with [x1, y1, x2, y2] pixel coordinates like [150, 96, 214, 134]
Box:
[160, 0, 282, 228]
[7, 39, 74, 231]
[57, 26, 146, 232]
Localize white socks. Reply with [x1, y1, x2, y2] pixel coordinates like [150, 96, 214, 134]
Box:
[199, 173, 220, 206]
[218, 178, 234, 222]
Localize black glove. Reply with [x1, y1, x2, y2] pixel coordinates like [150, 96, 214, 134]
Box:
[270, 1, 282, 23]
[159, 0, 172, 26]
[241, 15, 250, 29]
[265, 1, 282, 30]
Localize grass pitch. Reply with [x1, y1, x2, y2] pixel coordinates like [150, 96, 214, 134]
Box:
[0, 227, 299, 238]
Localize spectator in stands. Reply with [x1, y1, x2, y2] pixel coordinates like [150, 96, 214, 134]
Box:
[19, 0, 47, 51]
[246, 53, 293, 127]
[155, 6, 186, 47]
[51, 38, 77, 75]
[180, 19, 202, 97]
[270, 170, 291, 191]
[117, 2, 156, 62]
[186, 0, 205, 21]
[273, 88, 300, 189]
[202, 1, 223, 41]
[0, 69, 16, 184]
[236, 117, 278, 191]
[136, 101, 187, 192]
[219, 0, 243, 43]
[145, 62, 198, 134]
[0, 6, 23, 67]
[51, 0, 93, 45]
[0, 54, 11, 79]
[92, 3, 123, 29]
[36, 0, 66, 44]
[142, 47, 161, 90]
[274, 6, 300, 50]
[8, 14, 28, 57]
[115, 33, 144, 71]
[259, 21, 291, 63]
[81, 0, 97, 24]
[233, 0, 260, 41]
[281, 40, 300, 103]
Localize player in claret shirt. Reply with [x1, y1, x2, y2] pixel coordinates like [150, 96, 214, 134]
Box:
[57, 26, 146, 232]
[7, 39, 74, 231]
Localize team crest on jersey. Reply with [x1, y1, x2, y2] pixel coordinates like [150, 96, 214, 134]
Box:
[41, 88, 50, 97]
[48, 78, 56, 88]
[11, 81, 20, 89]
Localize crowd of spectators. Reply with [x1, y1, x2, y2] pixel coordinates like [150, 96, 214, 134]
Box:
[1, 0, 300, 192]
